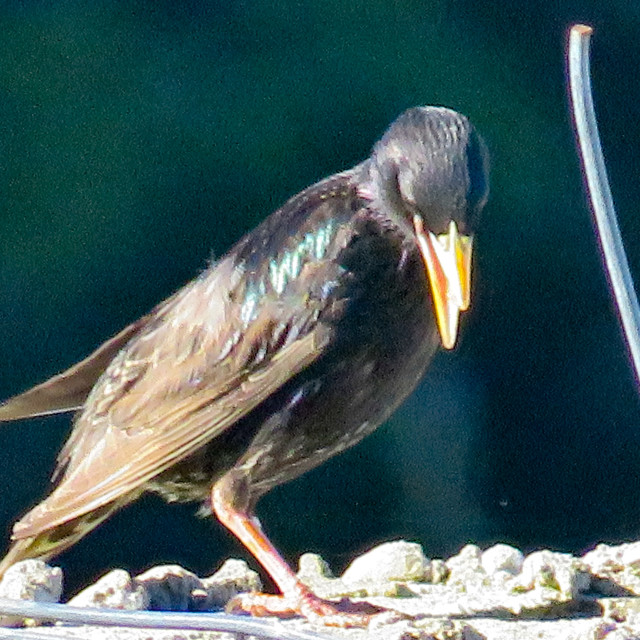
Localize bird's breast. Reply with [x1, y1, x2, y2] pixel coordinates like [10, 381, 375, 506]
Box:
[230, 227, 442, 494]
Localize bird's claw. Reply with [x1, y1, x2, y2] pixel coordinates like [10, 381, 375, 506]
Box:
[226, 590, 383, 628]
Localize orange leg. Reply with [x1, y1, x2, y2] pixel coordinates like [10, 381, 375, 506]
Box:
[211, 480, 376, 627]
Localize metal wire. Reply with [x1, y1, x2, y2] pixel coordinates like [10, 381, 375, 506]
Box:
[0, 599, 331, 640]
[568, 24, 640, 387]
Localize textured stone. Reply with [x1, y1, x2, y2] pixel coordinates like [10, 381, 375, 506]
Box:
[516, 550, 590, 598]
[0, 560, 62, 604]
[68, 570, 147, 610]
[298, 553, 334, 581]
[425, 558, 449, 584]
[135, 565, 205, 611]
[583, 543, 640, 596]
[200, 558, 262, 609]
[481, 544, 523, 576]
[370, 615, 484, 640]
[446, 544, 487, 591]
[7, 540, 640, 638]
[341, 540, 430, 584]
[296, 553, 365, 600]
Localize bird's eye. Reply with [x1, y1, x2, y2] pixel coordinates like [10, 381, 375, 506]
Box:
[392, 161, 420, 211]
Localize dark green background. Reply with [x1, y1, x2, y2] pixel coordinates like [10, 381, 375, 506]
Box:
[1, 1, 639, 595]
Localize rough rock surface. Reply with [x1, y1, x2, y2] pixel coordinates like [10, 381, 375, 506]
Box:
[0, 560, 62, 604]
[68, 569, 148, 611]
[3, 540, 640, 638]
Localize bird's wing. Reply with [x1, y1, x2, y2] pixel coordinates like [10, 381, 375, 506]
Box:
[0, 315, 152, 421]
[13, 326, 330, 539]
[13, 175, 360, 540]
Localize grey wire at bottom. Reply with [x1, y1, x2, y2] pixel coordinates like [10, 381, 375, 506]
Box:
[0, 631, 96, 640]
[0, 632, 77, 640]
[0, 599, 332, 640]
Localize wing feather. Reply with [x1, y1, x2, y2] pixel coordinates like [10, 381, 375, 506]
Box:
[10, 170, 362, 541]
[0, 316, 150, 421]
[14, 326, 330, 538]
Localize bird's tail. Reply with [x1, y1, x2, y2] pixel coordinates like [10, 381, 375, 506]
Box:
[0, 499, 128, 580]
[0, 537, 47, 579]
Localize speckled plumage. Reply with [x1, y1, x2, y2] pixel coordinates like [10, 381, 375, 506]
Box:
[0, 106, 488, 625]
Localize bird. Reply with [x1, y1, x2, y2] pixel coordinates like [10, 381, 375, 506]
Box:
[0, 106, 488, 626]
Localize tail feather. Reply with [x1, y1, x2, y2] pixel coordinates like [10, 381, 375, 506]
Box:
[0, 314, 150, 423]
[0, 498, 130, 580]
[0, 538, 44, 580]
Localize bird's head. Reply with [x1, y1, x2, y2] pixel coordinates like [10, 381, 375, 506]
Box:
[366, 106, 489, 349]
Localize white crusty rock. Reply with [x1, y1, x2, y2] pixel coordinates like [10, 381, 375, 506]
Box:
[341, 540, 431, 584]
[583, 542, 640, 596]
[515, 550, 590, 600]
[621, 542, 640, 570]
[429, 546, 592, 617]
[446, 544, 487, 591]
[200, 558, 262, 609]
[298, 552, 334, 582]
[481, 544, 524, 576]
[0, 559, 62, 604]
[296, 553, 359, 600]
[479, 544, 524, 590]
[12, 541, 640, 638]
[135, 565, 205, 611]
[425, 558, 449, 584]
[295, 540, 437, 599]
[369, 614, 483, 640]
[68, 569, 147, 611]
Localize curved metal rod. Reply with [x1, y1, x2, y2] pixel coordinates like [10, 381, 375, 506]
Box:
[568, 24, 640, 386]
[0, 598, 330, 640]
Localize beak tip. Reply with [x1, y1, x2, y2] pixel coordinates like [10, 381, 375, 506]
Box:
[440, 332, 457, 350]
[413, 216, 472, 353]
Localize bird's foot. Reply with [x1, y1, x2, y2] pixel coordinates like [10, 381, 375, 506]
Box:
[226, 585, 382, 627]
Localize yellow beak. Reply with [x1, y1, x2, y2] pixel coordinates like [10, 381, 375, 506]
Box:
[413, 216, 473, 350]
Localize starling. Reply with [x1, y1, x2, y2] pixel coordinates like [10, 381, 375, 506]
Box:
[0, 106, 488, 626]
